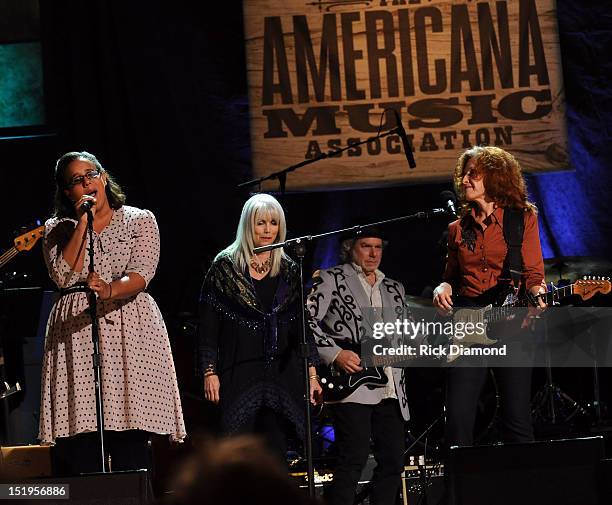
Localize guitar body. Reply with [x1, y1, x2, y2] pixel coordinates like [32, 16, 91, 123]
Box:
[318, 341, 389, 403]
[451, 306, 499, 346]
[318, 365, 388, 403]
[457, 282, 518, 308]
[453, 282, 519, 345]
[444, 283, 523, 362]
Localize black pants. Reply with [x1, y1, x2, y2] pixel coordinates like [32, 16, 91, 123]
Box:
[445, 367, 534, 447]
[328, 399, 405, 505]
[53, 430, 152, 476]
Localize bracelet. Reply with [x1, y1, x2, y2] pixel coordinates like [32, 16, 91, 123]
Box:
[105, 282, 113, 300]
[309, 374, 320, 381]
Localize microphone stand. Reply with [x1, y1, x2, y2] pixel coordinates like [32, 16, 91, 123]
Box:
[53, 209, 108, 473]
[85, 209, 107, 473]
[61, 210, 107, 472]
[238, 122, 415, 193]
[254, 210, 447, 498]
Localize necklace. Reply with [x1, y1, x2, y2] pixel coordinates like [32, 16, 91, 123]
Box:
[250, 255, 272, 274]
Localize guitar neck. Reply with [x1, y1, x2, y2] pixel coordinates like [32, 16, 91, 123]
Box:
[486, 282, 577, 324]
[367, 354, 409, 368]
[546, 283, 574, 304]
[528, 283, 576, 306]
[0, 247, 18, 269]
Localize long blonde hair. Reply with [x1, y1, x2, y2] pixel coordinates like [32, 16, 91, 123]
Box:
[219, 193, 288, 277]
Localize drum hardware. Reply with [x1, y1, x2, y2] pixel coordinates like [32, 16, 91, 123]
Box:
[530, 290, 588, 427]
[531, 274, 611, 429]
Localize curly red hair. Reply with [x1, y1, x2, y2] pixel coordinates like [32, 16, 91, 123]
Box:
[453, 146, 537, 216]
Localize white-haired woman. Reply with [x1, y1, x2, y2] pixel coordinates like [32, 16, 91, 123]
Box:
[198, 194, 321, 459]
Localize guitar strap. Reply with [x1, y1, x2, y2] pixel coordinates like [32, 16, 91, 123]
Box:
[501, 207, 525, 291]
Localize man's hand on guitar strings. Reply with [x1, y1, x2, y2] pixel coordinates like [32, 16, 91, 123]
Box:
[334, 350, 363, 373]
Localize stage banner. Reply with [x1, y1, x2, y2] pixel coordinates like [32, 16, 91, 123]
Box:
[243, 0, 569, 191]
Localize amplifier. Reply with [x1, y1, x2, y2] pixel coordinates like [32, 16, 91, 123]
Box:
[290, 461, 446, 505]
[403, 462, 444, 479]
[290, 458, 375, 502]
[402, 464, 445, 505]
[0, 445, 52, 479]
[289, 468, 334, 487]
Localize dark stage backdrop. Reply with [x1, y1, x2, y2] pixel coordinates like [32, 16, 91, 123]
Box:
[0, 0, 611, 421]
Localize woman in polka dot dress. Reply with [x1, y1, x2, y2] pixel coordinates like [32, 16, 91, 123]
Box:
[40, 151, 186, 474]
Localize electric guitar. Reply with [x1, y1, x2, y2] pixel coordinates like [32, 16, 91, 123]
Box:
[0, 225, 45, 269]
[445, 277, 611, 363]
[318, 342, 410, 403]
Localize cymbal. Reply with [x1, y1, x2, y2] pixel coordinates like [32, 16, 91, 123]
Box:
[544, 256, 612, 282]
[405, 295, 434, 307]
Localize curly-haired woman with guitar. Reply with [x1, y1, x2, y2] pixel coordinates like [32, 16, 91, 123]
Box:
[433, 145, 547, 447]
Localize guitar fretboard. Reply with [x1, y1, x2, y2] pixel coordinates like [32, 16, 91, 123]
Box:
[366, 354, 412, 368]
[485, 284, 575, 324]
[547, 284, 574, 304]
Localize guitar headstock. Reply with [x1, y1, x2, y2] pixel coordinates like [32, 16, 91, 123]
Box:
[13, 225, 45, 252]
[573, 277, 612, 301]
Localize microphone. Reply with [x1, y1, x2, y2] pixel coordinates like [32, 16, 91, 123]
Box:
[81, 200, 94, 211]
[440, 190, 458, 218]
[392, 109, 416, 169]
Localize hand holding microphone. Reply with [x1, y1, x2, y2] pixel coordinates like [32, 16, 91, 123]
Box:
[76, 194, 97, 222]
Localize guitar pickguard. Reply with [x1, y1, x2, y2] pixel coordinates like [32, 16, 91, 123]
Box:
[347, 368, 386, 389]
[452, 305, 498, 346]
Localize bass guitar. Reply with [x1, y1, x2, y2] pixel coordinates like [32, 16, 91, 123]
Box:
[0, 225, 45, 269]
[0, 224, 44, 401]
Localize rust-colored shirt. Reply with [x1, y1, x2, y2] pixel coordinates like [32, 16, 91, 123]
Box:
[443, 207, 545, 298]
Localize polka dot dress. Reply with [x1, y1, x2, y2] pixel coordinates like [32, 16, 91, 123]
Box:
[39, 206, 186, 444]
